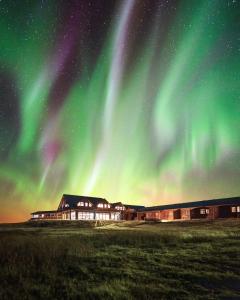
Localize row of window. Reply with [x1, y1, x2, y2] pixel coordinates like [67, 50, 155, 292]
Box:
[77, 202, 92, 207]
[62, 212, 121, 220]
[78, 212, 94, 220]
[64, 202, 117, 209]
[115, 206, 125, 211]
[97, 203, 111, 208]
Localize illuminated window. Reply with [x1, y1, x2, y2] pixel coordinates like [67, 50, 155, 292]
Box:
[64, 204, 69, 208]
[205, 209, 209, 214]
[71, 211, 76, 220]
[85, 202, 88, 207]
[200, 209, 206, 214]
[95, 213, 110, 220]
[97, 203, 103, 208]
[77, 202, 84, 207]
[231, 206, 239, 213]
[111, 213, 120, 220]
[89, 203, 92, 207]
[108, 204, 111, 208]
[116, 206, 125, 211]
[78, 212, 94, 220]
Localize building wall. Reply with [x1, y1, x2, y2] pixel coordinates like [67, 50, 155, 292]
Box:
[137, 212, 146, 220]
[207, 206, 219, 219]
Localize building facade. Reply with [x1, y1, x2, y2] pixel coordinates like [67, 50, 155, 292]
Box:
[31, 194, 144, 221]
[31, 195, 240, 222]
[137, 197, 240, 221]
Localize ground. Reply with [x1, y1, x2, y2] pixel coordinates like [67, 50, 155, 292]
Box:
[0, 219, 240, 300]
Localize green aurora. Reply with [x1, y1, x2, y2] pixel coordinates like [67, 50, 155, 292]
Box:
[0, 0, 239, 221]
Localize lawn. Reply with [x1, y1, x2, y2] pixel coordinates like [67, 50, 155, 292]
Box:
[0, 219, 240, 299]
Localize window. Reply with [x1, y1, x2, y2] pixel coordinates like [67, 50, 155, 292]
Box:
[200, 209, 206, 214]
[97, 203, 103, 208]
[108, 204, 111, 208]
[205, 209, 209, 214]
[64, 203, 69, 208]
[111, 212, 121, 220]
[89, 203, 92, 207]
[64, 213, 70, 220]
[95, 213, 110, 220]
[71, 211, 76, 220]
[115, 206, 125, 211]
[85, 202, 88, 207]
[231, 206, 240, 213]
[78, 212, 94, 220]
[77, 202, 84, 207]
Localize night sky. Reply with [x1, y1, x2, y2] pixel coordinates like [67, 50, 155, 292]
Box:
[0, 0, 239, 222]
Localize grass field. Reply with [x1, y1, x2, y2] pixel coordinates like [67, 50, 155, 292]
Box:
[0, 219, 240, 299]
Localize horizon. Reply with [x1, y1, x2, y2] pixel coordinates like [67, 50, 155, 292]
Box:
[0, 0, 240, 223]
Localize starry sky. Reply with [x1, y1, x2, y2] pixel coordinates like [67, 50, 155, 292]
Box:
[0, 0, 239, 222]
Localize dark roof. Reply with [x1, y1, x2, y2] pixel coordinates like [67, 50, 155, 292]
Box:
[124, 204, 145, 211]
[140, 197, 240, 212]
[31, 210, 57, 214]
[111, 202, 124, 206]
[111, 202, 145, 211]
[59, 194, 108, 209]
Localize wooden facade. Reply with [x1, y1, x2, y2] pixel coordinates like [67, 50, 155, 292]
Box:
[137, 197, 240, 222]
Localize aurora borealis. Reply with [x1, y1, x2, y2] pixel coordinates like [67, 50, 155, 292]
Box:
[0, 0, 239, 222]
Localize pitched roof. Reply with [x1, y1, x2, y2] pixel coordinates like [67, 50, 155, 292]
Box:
[124, 204, 145, 211]
[59, 194, 108, 210]
[111, 202, 124, 206]
[140, 197, 240, 212]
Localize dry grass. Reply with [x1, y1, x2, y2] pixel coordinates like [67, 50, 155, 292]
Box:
[0, 219, 240, 299]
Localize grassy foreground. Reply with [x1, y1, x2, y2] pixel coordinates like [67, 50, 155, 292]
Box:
[0, 219, 240, 300]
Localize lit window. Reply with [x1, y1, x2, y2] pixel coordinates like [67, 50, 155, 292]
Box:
[85, 202, 88, 207]
[108, 204, 111, 208]
[206, 209, 209, 214]
[116, 206, 125, 211]
[231, 207, 236, 212]
[97, 203, 103, 208]
[64, 204, 69, 208]
[200, 209, 206, 214]
[77, 202, 84, 207]
[111, 213, 120, 220]
[89, 203, 92, 207]
[71, 211, 76, 220]
[78, 212, 94, 220]
[95, 213, 110, 220]
[237, 206, 240, 212]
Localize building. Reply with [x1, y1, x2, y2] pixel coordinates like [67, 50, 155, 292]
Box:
[31, 194, 143, 221]
[137, 197, 240, 221]
[31, 195, 240, 222]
